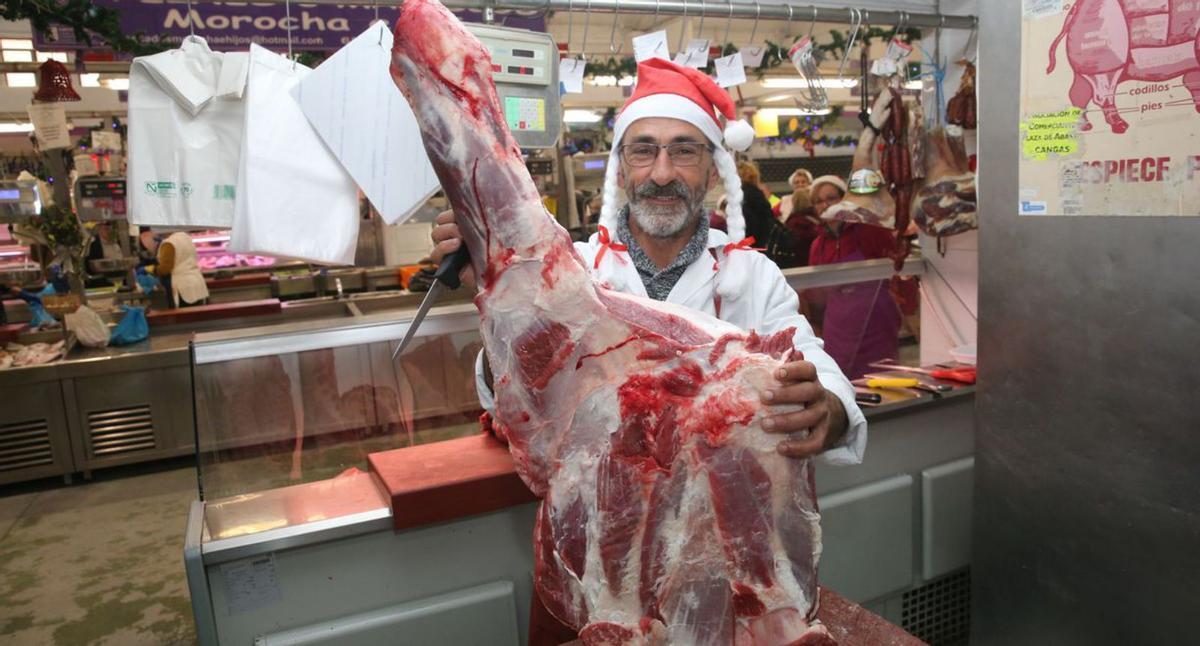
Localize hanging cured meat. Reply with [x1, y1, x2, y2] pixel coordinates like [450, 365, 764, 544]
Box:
[879, 88, 914, 269]
[946, 61, 977, 130]
[911, 127, 977, 237]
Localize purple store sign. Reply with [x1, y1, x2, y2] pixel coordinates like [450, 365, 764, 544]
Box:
[32, 1, 546, 53]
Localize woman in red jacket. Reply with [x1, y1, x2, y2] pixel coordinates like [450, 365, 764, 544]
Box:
[804, 176, 902, 379]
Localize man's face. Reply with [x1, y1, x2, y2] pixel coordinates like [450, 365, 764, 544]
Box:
[617, 117, 719, 239]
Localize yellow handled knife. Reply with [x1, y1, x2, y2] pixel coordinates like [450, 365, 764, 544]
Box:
[865, 377, 920, 390]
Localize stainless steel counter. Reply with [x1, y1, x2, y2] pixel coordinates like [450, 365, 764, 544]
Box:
[2, 255, 934, 485]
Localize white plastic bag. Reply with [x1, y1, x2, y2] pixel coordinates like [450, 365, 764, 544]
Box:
[127, 36, 244, 229]
[65, 306, 110, 348]
[229, 44, 360, 266]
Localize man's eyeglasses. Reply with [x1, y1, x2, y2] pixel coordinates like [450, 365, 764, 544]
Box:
[619, 142, 710, 168]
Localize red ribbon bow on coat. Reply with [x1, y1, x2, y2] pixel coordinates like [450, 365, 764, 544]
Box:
[594, 225, 629, 269]
[713, 237, 764, 271]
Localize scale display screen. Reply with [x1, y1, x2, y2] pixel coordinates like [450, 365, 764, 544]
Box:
[0, 189, 20, 201]
[583, 159, 606, 170]
[504, 96, 546, 133]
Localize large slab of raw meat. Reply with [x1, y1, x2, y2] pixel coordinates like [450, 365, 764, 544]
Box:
[390, 2, 834, 643]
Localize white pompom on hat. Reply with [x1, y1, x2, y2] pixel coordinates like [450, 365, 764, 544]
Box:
[598, 58, 754, 243]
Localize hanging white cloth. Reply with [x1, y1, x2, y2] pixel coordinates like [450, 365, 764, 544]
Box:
[228, 44, 360, 266]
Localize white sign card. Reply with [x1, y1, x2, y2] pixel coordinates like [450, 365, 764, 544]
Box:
[559, 58, 586, 94]
[673, 39, 710, 69]
[633, 31, 671, 62]
[739, 44, 766, 68]
[26, 103, 71, 150]
[1023, 0, 1063, 19]
[714, 53, 746, 88]
[91, 130, 123, 152]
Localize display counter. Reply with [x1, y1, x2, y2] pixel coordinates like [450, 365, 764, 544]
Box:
[0, 255, 931, 490]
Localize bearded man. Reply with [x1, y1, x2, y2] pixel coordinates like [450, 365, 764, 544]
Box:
[432, 57, 867, 465]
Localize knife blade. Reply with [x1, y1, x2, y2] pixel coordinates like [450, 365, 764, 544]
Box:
[391, 244, 471, 360]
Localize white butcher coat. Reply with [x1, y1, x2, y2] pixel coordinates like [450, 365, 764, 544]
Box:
[475, 228, 867, 466]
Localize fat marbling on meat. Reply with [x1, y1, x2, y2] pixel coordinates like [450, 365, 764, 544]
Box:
[389, 2, 835, 643]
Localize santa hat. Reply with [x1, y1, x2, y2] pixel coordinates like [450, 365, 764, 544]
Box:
[809, 175, 848, 198]
[599, 58, 755, 242]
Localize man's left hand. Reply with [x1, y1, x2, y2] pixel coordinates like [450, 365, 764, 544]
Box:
[760, 358, 850, 459]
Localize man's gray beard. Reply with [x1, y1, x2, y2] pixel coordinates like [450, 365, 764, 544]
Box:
[627, 180, 706, 239]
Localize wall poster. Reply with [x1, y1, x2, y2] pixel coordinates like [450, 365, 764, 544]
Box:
[1020, 0, 1200, 216]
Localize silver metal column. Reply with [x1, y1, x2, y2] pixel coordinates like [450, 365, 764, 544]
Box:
[973, 3, 1200, 643]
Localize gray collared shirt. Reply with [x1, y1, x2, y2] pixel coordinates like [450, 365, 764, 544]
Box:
[617, 206, 710, 301]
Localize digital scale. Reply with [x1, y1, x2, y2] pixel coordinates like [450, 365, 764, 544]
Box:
[465, 24, 562, 149]
[74, 177, 138, 282]
[75, 176, 129, 222]
[0, 179, 43, 222]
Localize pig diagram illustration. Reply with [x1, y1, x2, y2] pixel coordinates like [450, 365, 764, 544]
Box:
[1048, 0, 1200, 134]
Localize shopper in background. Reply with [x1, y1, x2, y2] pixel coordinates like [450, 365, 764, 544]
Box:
[804, 175, 902, 378]
[736, 160, 802, 269]
[154, 231, 209, 308]
[775, 168, 814, 223]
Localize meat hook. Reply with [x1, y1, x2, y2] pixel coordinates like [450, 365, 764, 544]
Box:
[748, 0, 760, 44]
[722, 1, 733, 50]
[609, 0, 624, 54]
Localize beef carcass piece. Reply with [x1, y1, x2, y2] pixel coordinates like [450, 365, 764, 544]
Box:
[390, 2, 834, 644]
[911, 128, 977, 237]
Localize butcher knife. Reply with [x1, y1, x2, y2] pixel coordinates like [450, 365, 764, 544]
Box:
[390, 245, 471, 360]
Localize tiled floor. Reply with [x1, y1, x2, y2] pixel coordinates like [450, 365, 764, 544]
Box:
[0, 461, 199, 645]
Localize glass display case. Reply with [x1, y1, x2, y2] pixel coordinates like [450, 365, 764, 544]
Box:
[188, 230, 278, 272]
[190, 303, 483, 540]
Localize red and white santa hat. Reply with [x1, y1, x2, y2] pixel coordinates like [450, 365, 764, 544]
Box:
[599, 57, 755, 242]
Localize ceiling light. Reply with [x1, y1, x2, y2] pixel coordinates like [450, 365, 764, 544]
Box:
[80, 73, 100, 87]
[1, 39, 33, 50]
[563, 109, 602, 124]
[101, 77, 129, 91]
[760, 77, 858, 89]
[760, 93, 795, 103]
[0, 123, 35, 133]
[756, 108, 832, 119]
[5, 73, 35, 88]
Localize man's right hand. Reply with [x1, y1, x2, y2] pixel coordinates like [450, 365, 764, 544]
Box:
[430, 209, 476, 288]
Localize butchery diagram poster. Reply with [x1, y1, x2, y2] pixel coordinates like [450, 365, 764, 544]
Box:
[1020, 0, 1200, 216]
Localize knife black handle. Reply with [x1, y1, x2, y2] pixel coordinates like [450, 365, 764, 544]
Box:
[434, 244, 471, 290]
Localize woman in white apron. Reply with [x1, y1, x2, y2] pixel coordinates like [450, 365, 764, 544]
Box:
[155, 232, 209, 307]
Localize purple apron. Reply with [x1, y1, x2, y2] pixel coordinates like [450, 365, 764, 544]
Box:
[819, 248, 902, 379]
